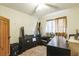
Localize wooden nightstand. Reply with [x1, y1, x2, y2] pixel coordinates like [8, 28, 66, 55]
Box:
[68, 39, 79, 56]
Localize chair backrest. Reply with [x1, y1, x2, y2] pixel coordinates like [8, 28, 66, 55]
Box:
[55, 32, 67, 38]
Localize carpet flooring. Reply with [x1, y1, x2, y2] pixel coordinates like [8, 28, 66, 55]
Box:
[19, 46, 47, 56]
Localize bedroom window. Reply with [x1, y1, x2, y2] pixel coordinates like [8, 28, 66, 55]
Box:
[46, 20, 56, 33]
[45, 16, 67, 37]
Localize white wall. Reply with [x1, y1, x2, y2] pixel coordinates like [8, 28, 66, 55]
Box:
[40, 7, 79, 36]
[0, 5, 38, 44]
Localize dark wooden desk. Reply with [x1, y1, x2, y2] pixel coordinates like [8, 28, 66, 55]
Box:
[47, 36, 71, 56]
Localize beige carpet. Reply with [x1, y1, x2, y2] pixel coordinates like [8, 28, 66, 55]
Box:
[19, 46, 47, 56]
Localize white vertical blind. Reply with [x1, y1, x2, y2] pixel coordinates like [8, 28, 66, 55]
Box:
[46, 21, 52, 33]
[52, 20, 55, 33]
[46, 20, 56, 33]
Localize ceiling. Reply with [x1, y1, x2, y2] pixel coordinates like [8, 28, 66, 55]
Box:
[0, 3, 79, 18]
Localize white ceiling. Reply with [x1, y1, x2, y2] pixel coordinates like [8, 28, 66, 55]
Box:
[0, 3, 79, 18]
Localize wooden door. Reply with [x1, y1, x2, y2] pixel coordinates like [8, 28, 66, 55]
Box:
[0, 16, 10, 56]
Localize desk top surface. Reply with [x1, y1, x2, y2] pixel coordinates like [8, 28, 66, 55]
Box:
[47, 36, 67, 49]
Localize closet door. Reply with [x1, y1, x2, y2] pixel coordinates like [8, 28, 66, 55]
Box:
[0, 16, 10, 56]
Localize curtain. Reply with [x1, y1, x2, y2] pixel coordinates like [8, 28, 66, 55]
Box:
[45, 16, 67, 37]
